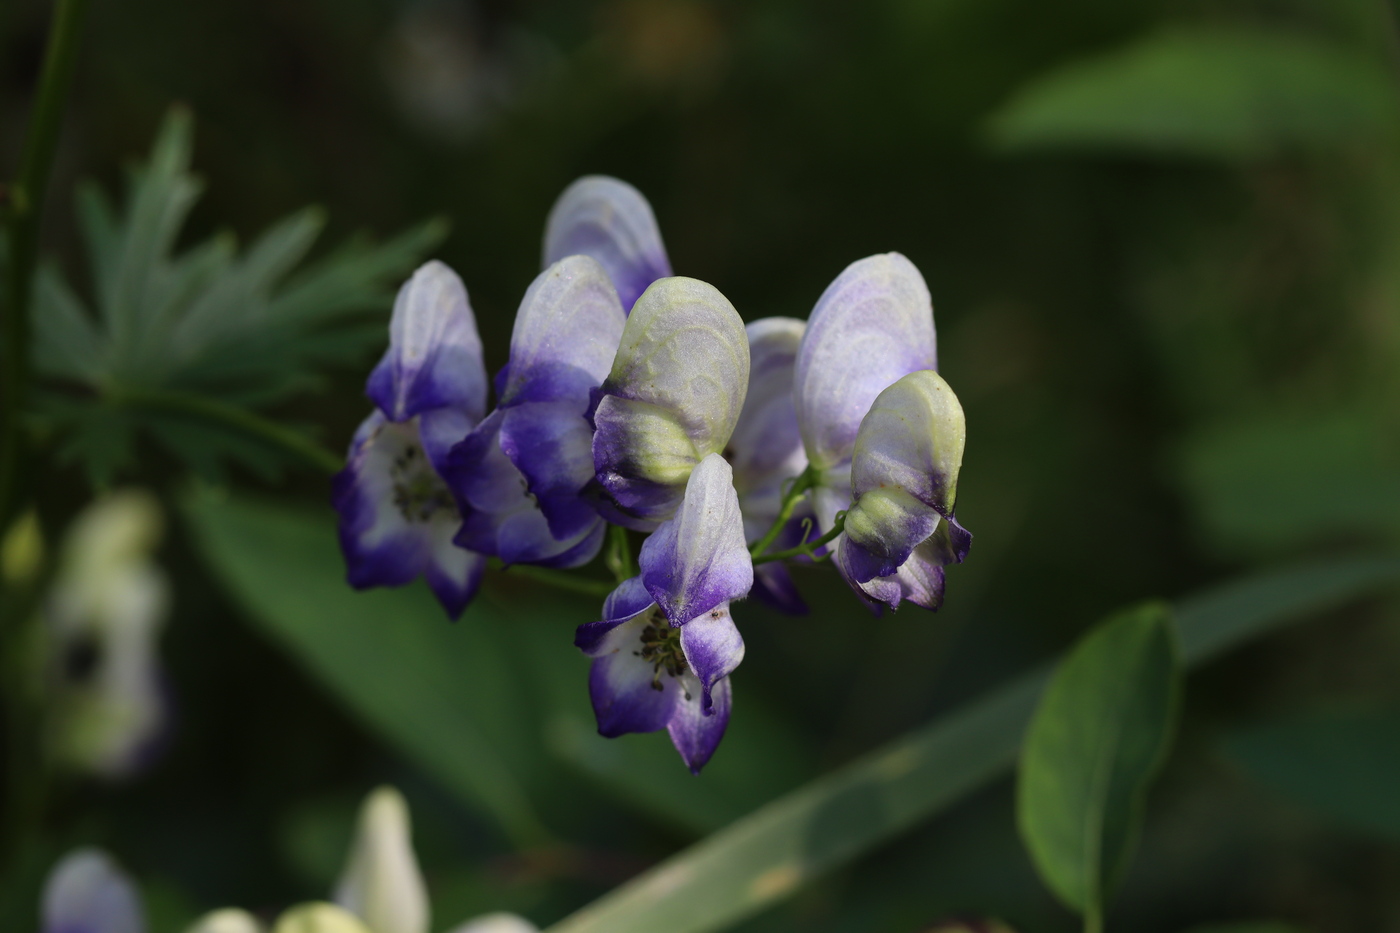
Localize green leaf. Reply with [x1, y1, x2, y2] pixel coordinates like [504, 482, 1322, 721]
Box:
[1017, 603, 1180, 918]
[181, 489, 553, 848]
[541, 555, 1400, 933]
[988, 29, 1400, 159]
[1224, 707, 1400, 841]
[30, 107, 445, 486]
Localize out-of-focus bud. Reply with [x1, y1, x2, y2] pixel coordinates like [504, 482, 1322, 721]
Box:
[921, 920, 1018, 933]
[333, 787, 430, 933]
[273, 904, 372, 933]
[1, 508, 44, 584]
[44, 490, 170, 780]
[41, 847, 146, 933]
[443, 913, 539, 933]
[186, 908, 266, 933]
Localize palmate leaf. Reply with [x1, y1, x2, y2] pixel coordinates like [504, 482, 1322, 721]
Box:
[987, 28, 1400, 159]
[30, 106, 446, 485]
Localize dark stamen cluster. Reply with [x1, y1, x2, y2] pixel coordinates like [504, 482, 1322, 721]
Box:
[633, 614, 689, 692]
[391, 445, 455, 522]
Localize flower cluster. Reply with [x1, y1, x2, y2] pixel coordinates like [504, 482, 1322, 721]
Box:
[334, 176, 971, 771]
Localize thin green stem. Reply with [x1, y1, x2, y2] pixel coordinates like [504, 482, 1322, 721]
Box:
[0, 0, 90, 530]
[748, 465, 818, 559]
[752, 513, 844, 566]
[605, 524, 634, 583]
[502, 564, 615, 599]
[110, 387, 343, 475]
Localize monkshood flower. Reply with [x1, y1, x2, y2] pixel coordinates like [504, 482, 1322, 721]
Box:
[789, 252, 970, 611]
[334, 787, 429, 933]
[334, 260, 489, 619]
[41, 848, 145, 933]
[728, 317, 810, 613]
[836, 370, 971, 611]
[590, 278, 750, 530]
[575, 454, 753, 772]
[543, 175, 672, 314]
[445, 256, 626, 567]
[44, 490, 170, 781]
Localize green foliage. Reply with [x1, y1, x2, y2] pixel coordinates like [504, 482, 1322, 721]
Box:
[1177, 407, 1400, 559]
[1017, 603, 1180, 922]
[181, 487, 553, 847]
[540, 558, 1400, 933]
[1224, 707, 1400, 842]
[181, 488, 815, 850]
[988, 29, 1400, 159]
[31, 108, 445, 485]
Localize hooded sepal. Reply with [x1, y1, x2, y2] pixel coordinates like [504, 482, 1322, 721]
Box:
[366, 260, 487, 424]
[543, 176, 672, 313]
[592, 278, 749, 529]
[842, 370, 968, 583]
[794, 253, 937, 472]
[497, 256, 626, 406]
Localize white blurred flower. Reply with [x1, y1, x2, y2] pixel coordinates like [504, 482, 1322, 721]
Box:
[44, 490, 170, 779]
[443, 914, 538, 933]
[186, 908, 267, 933]
[274, 904, 373, 933]
[41, 847, 145, 933]
[334, 787, 430, 933]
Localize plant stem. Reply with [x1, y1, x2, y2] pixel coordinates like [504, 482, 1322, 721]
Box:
[0, 0, 90, 530]
[502, 564, 615, 599]
[605, 523, 634, 583]
[752, 514, 844, 566]
[111, 387, 344, 475]
[748, 466, 818, 559]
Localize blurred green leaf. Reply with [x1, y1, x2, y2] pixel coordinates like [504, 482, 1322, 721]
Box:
[1017, 603, 1180, 919]
[1177, 408, 1400, 558]
[181, 488, 551, 848]
[1224, 707, 1400, 842]
[1179, 924, 1306, 933]
[542, 555, 1400, 933]
[31, 107, 445, 485]
[988, 29, 1400, 158]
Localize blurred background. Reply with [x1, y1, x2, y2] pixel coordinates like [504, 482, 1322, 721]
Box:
[3, 0, 1400, 930]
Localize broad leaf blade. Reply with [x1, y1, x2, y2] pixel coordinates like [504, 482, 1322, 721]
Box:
[1017, 602, 1180, 914]
[988, 29, 1400, 159]
[181, 490, 551, 848]
[542, 556, 1400, 933]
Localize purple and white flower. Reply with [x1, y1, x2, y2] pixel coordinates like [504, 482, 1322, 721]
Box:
[590, 277, 750, 531]
[333, 260, 488, 620]
[575, 454, 753, 772]
[835, 370, 971, 611]
[543, 176, 672, 314]
[728, 317, 810, 613]
[791, 252, 970, 611]
[445, 256, 626, 568]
